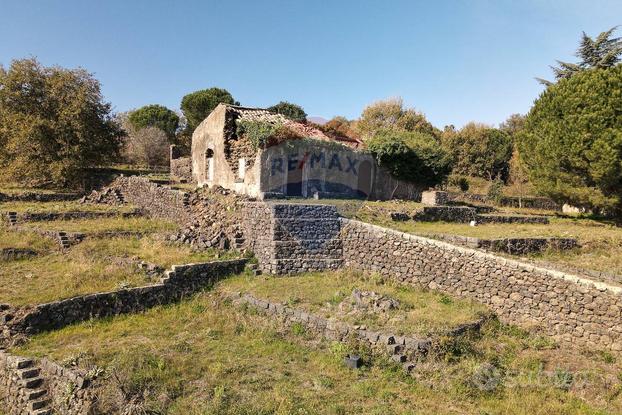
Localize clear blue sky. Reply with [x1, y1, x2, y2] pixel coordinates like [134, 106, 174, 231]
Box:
[1, 0, 620, 128]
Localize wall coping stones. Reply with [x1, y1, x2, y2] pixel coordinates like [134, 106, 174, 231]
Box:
[340, 218, 622, 295]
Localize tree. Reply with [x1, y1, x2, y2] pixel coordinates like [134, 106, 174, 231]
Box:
[0, 58, 122, 188]
[180, 87, 237, 132]
[356, 97, 439, 139]
[122, 126, 170, 167]
[267, 101, 307, 122]
[128, 104, 179, 142]
[518, 65, 622, 214]
[508, 147, 530, 207]
[441, 123, 512, 181]
[537, 27, 622, 85]
[367, 130, 452, 187]
[499, 113, 526, 137]
[321, 116, 357, 139]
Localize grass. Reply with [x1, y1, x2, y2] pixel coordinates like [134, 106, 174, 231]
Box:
[0, 235, 234, 305]
[12, 288, 622, 414]
[20, 216, 178, 234]
[222, 269, 488, 335]
[0, 200, 136, 214]
[0, 228, 56, 252]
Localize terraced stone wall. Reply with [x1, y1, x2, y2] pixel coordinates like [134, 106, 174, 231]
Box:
[340, 218, 622, 351]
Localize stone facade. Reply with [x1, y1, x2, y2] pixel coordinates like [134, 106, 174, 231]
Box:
[0, 259, 246, 343]
[340, 218, 622, 351]
[242, 203, 343, 274]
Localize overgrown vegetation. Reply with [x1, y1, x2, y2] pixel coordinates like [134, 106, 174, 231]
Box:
[267, 101, 307, 122]
[235, 119, 302, 149]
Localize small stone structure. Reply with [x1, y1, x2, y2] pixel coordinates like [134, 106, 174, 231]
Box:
[0, 248, 38, 261]
[170, 145, 193, 183]
[243, 203, 343, 274]
[421, 190, 448, 206]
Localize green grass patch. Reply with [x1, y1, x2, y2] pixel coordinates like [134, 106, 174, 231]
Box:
[221, 270, 488, 335]
[0, 235, 234, 305]
[21, 216, 177, 234]
[13, 291, 622, 414]
[0, 228, 56, 252]
[1, 200, 136, 214]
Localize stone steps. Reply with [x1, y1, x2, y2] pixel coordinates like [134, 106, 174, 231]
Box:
[7, 211, 18, 226]
[7, 358, 52, 415]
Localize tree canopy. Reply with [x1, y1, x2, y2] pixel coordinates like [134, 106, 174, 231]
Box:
[367, 130, 452, 187]
[356, 98, 439, 139]
[128, 104, 179, 142]
[518, 65, 622, 214]
[538, 27, 622, 85]
[267, 101, 307, 122]
[441, 123, 512, 181]
[0, 58, 122, 188]
[180, 87, 237, 133]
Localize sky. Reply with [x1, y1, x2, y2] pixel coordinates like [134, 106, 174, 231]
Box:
[1, 0, 621, 128]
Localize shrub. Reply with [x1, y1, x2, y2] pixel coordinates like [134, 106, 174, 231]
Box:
[0, 58, 122, 188]
[128, 105, 179, 142]
[367, 130, 452, 187]
[518, 65, 622, 214]
[236, 120, 301, 149]
[486, 178, 504, 204]
[449, 175, 470, 192]
[267, 101, 307, 122]
[441, 123, 512, 181]
[122, 127, 170, 167]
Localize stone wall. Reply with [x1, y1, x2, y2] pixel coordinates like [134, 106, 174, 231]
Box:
[170, 145, 193, 183]
[426, 234, 578, 255]
[340, 219, 622, 351]
[0, 350, 96, 414]
[410, 206, 549, 225]
[242, 203, 343, 274]
[0, 259, 246, 342]
[229, 292, 485, 370]
[0, 192, 80, 203]
[447, 192, 561, 211]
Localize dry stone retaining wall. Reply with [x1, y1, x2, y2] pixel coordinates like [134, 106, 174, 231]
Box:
[0, 259, 246, 343]
[340, 218, 622, 351]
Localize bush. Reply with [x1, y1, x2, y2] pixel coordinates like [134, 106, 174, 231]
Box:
[518, 65, 622, 214]
[236, 120, 301, 149]
[267, 101, 307, 122]
[0, 58, 122, 188]
[449, 175, 470, 192]
[122, 127, 170, 167]
[128, 105, 179, 142]
[441, 123, 512, 181]
[486, 178, 504, 204]
[367, 130, 452, 187]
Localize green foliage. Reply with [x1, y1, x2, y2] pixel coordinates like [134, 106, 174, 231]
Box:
[367, 130, 452, 187]
[236, 119, 301, 149]
[127, 104, 179, 141]
[180, 87, 237, 132]
[486, 178, 505, 204]
[519, 65, 622, 214]
[357, 97, 439, 139]
[0, 58, 122, 188]
[441, 123, 512, 181]
[267, 101, 307, 122]
[448, 175, 470, 192]
[538, 27, 622, 85]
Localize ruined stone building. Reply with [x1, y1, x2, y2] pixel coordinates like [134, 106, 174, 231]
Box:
[174, 103, 421, 200]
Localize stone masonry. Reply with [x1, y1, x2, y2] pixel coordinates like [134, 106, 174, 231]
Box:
[340, 218, 622, 351]
[242, 203, 343, 274]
